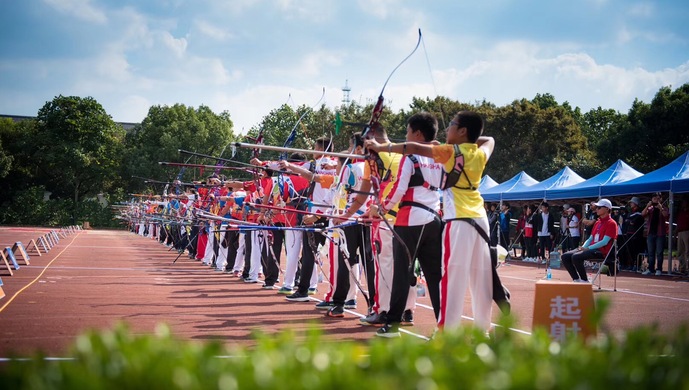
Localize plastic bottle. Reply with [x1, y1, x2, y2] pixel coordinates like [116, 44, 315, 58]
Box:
[546, 267, 552, 280]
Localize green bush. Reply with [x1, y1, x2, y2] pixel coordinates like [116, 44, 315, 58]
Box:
[2, 316, 688, 389]
[0, 186, 121, 228]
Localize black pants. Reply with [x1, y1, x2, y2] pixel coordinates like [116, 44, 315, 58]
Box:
[499, 228, 510, 250]
[264, 225, 287, 286]
[538, 235, 551, 259]
[242, 231, 253, 279]
[388, 220, 443, 323]
[332, 224, 373, 307]
[296, 217, 328, 294]
[525, 236, 537, 258]
[222, 229, 239, 271]
[188, 225, 199, 257]
[562, 248, 603, 281]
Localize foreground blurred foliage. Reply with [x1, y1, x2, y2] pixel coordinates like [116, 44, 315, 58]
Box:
[2, 316, 688, 389]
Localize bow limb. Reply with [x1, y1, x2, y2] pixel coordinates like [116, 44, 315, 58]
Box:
[280, 87, 326, 160]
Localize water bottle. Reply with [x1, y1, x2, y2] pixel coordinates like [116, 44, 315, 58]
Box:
[546, 267, 552, 280]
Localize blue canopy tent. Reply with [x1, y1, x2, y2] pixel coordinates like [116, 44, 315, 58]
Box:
[600, 151, 689, 272]
[545, 160, 643, 200]
[478, 175, 500, 193]
[483, 171, 539, 202]
[601, 151, 689, 196]
[500, 166, 586, 201]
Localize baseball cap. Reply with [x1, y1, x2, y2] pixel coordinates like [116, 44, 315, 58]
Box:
[630, 197, 640, 206]
[594, 199, 612, 209]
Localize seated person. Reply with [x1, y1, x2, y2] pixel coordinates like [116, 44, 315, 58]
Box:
[561, 199, 618, 282]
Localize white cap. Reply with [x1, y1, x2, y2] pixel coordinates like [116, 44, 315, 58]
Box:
[594, 199, 612, 209]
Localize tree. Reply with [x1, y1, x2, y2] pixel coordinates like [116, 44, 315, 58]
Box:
[30, 95, 125, 203]
[485, 99, 595, 181]
[123, 104, 235, 193]
[596, 83, 689, 172]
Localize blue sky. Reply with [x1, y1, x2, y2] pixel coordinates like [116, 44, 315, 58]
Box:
[1, 0, 688, 134]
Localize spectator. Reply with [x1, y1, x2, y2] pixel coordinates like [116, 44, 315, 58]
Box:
[567, 207, 581, 251]
[641, 193, 669, 276]
[524, 205, 537, 261]
[559, 204, 570, 251]
[499, 203, 512, 249]
[676, 198, 689, 275]
[622, 197, 645, 271]
[561, 199, 618, 282]
[581, 201, 598, 240]
[534, 202, 556, 264]
[488, 203, 499, 246]
[515, 205, 528, 259]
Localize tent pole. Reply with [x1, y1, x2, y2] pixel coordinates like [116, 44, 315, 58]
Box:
[668, 191, 674, 273]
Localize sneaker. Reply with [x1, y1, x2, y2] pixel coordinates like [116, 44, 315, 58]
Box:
[344, 299, 357, 309]
[376, 323, 401, 338]
[400, 309, 414, 326]
[262, 283, 277, 290]
[315, 301, 335, 310]
[655, 270, 662, 276]
[285, 291, 310, 302]
[277, 286, 293, 295]
[243, 277, 259, 283]
[232, 271, 242, 277]
[359, 311, 387, 326]
[642, 270, 652, 276]
[327, 305, 345, 318]
[308, 288, 317, 295]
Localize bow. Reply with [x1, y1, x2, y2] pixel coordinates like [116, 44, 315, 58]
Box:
[280, 87, 326, 160]
[364, 29, 424, 289]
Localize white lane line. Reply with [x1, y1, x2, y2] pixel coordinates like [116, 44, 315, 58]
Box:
[414, 303, 532, 336]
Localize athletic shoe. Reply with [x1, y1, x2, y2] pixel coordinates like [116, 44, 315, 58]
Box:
[232, 271, 242, 277]
[308, 288, 317, 295]
[655, 270, 662, 276]
[327, 305, 345, 318]
[359, 311, 387, 326]
[641, 270, 652, 275]
[315, 301, 335, 310]
[277, 286, 293, 295]
[243, 277, 259, 283]
[285, 291, 310, 302]
[344, 299, 357, 309]
[376, 323, 400, 338]
[262, 283, 277, 290]
[400, 309, 414, 326]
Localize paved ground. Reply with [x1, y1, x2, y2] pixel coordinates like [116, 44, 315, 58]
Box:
[0, 227, 688, 357]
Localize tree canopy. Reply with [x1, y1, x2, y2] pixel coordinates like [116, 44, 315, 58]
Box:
[1, 83, 687, 226]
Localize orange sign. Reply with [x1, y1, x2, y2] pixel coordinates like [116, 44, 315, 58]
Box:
[532, 281, 596, 341]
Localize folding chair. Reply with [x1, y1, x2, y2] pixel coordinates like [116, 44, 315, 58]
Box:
[590, 239, 618, 291]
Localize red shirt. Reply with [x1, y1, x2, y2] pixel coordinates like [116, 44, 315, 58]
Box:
[591, 215, 618, 256]
[262, 175, 309, 225]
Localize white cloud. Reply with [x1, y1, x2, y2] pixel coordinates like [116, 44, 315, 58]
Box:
[356, 0, 398, 19]
[276, 0, 337, 20]
[159, 31, 188, 58]
[627, 2, 654, 17]
[194, 19, 235, 41]
[43, 0, 107, 24]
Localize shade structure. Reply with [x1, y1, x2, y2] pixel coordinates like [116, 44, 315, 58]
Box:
[601, 151, 689, 196]
[499, 166, 586, 201]
[545, 160, 643, 200]
[478, 175, 499, 193]
[482, 171, 539, 202]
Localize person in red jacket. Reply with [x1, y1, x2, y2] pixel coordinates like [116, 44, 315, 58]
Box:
[561, 199, 618, 283]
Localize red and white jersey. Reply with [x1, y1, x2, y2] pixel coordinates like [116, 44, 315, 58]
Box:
[383, 154, 442, 226]
[310, 157, 337, 214]
[330, 160, 369, 216]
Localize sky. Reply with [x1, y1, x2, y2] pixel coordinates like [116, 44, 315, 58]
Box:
[1, 0, 688, 134]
